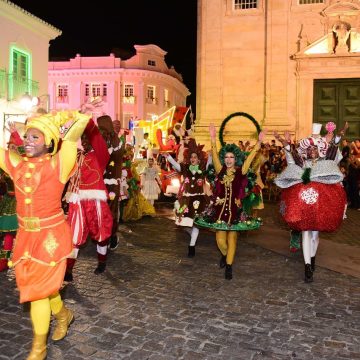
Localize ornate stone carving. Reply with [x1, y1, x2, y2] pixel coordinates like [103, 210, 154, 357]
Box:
[333, 20, 351, 53]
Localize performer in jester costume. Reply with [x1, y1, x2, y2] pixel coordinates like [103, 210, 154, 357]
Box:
[195, 123, 262, 280]
[0, 100, 100, 360]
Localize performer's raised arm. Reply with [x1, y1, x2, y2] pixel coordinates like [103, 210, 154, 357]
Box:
[209, 123, 222, 174]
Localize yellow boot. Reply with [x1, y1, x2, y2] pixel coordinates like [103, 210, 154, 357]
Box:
[26, 334, 47, 360]
[51, 305, 74, 341]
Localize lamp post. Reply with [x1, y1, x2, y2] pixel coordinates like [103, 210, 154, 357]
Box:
[20, 93, 50, 113]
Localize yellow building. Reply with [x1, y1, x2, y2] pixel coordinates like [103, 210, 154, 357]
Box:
[196, 0, 360, 144]
[0, 0, 61, 145]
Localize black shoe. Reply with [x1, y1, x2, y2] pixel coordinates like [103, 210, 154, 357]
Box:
[94, 262, 106, 275]
[225, 264, 232, 280]
[64, 271, 73, 282]
[219, 255, 226, 269]
[304, 264, 313, 283]
[188, 246, 195, 258]
[311, 256, 316, 272]
[109, 235, 119, 250]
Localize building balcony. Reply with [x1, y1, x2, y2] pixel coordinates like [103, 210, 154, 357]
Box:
[84, 95, 107, 103]
[0, 69, 6, 99]
[56, 95, 69, 103]
[146, 97, 158, 105]
[123, 96, 136, 104]
[0, 71, 39, 101]
[164, 100, 170, 108]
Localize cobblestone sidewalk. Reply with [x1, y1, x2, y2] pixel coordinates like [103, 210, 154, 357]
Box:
[1, 209, 360, 359]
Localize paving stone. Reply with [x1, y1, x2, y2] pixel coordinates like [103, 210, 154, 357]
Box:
[1, 201, 360, 359]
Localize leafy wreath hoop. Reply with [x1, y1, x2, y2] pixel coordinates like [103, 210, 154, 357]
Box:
[219, 112, 261, 147]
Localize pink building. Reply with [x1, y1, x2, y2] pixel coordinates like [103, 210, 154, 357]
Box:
[48, 44, 190, 128]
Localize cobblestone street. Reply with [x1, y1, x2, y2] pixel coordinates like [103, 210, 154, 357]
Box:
[1, 201, 360, 360]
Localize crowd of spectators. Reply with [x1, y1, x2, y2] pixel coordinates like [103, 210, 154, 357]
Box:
[339, 139, 360, 210]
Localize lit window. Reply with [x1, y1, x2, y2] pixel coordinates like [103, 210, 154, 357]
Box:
[85, 83, 107, 100]
[148, 60, 156, 66]
[147, 85, 155, 101]
[234, 0, 257, 9]
[57, 84, 68, 97]
[124, 84, 134, 97]
[299, 0, 324, 3]
[92, 83, 101, 97]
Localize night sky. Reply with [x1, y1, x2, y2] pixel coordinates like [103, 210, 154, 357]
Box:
[9, 0, 198, 113]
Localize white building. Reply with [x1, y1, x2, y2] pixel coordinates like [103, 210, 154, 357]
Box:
[48, 44, 190, 129]
[0, 0, 61, 144]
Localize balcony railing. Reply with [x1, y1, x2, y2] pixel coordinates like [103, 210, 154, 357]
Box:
[84, 95, 107, 103]
[146, 97, 158, 105]
[0, 69, 6, 99]
[56, 95, 69, 103]
[123, 95, 136, 104]
[7, 74, 39, 101]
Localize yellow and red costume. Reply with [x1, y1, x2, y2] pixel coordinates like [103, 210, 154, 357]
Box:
[0, 111, 90, 303]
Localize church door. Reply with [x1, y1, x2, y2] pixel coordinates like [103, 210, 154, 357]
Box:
[313, 78, 360, 140]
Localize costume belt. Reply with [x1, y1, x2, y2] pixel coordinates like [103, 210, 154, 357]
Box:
[18, 211, 65, 232]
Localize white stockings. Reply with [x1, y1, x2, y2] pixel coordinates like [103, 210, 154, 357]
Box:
[302, 230, 319, 264]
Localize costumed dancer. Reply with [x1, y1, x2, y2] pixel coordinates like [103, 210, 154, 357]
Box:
[140, 157, 161, 205]
[64, 119, 113, 281]
[0, 102, 96, 360]
[0, 130, 22, 271]
[123, 160, 156, 221]
[97, 116, 125, 250]
[165, 139, 208, 258]
[274, 122, 347, 283]
[195, 124, 262, 280]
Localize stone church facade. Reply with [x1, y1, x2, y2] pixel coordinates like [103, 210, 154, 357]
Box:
[195, 0, 360, 144]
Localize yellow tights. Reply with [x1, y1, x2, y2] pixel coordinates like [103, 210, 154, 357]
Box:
[216, 231, 238, 265]
[30, 292, 63, 335]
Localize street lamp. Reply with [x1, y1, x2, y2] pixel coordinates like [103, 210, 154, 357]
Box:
[20, 93, 50, 113]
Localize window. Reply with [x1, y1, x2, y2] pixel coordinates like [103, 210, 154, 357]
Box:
[85, 83, 107, 99]
[12, 49, 29, 81]
[147, 85, 156, 104]
[299, 0, 323, 3]
[124, 84, 134, 97]
[9, 47, 33, 99]
[57, 84, 68, 97]
[92, 83, 101, 97]
[234, 0, 257, 9]
[164, 89, 170, 107]
[148, 60, 156, 66]
[57, 84, 69, 103]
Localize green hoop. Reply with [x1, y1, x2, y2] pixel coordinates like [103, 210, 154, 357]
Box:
[219, 112, 261, 147]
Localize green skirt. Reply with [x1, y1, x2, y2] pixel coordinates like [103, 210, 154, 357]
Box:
[195, 217, 261, 231]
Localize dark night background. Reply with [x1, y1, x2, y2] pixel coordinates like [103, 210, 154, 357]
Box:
[9, 0, 198, 114]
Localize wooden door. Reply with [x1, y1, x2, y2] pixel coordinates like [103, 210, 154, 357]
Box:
[313, 79, 360, 140]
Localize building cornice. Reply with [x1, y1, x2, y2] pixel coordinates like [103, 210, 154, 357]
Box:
[0, 0, 62, 39]
[48, 68, 190, 94]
